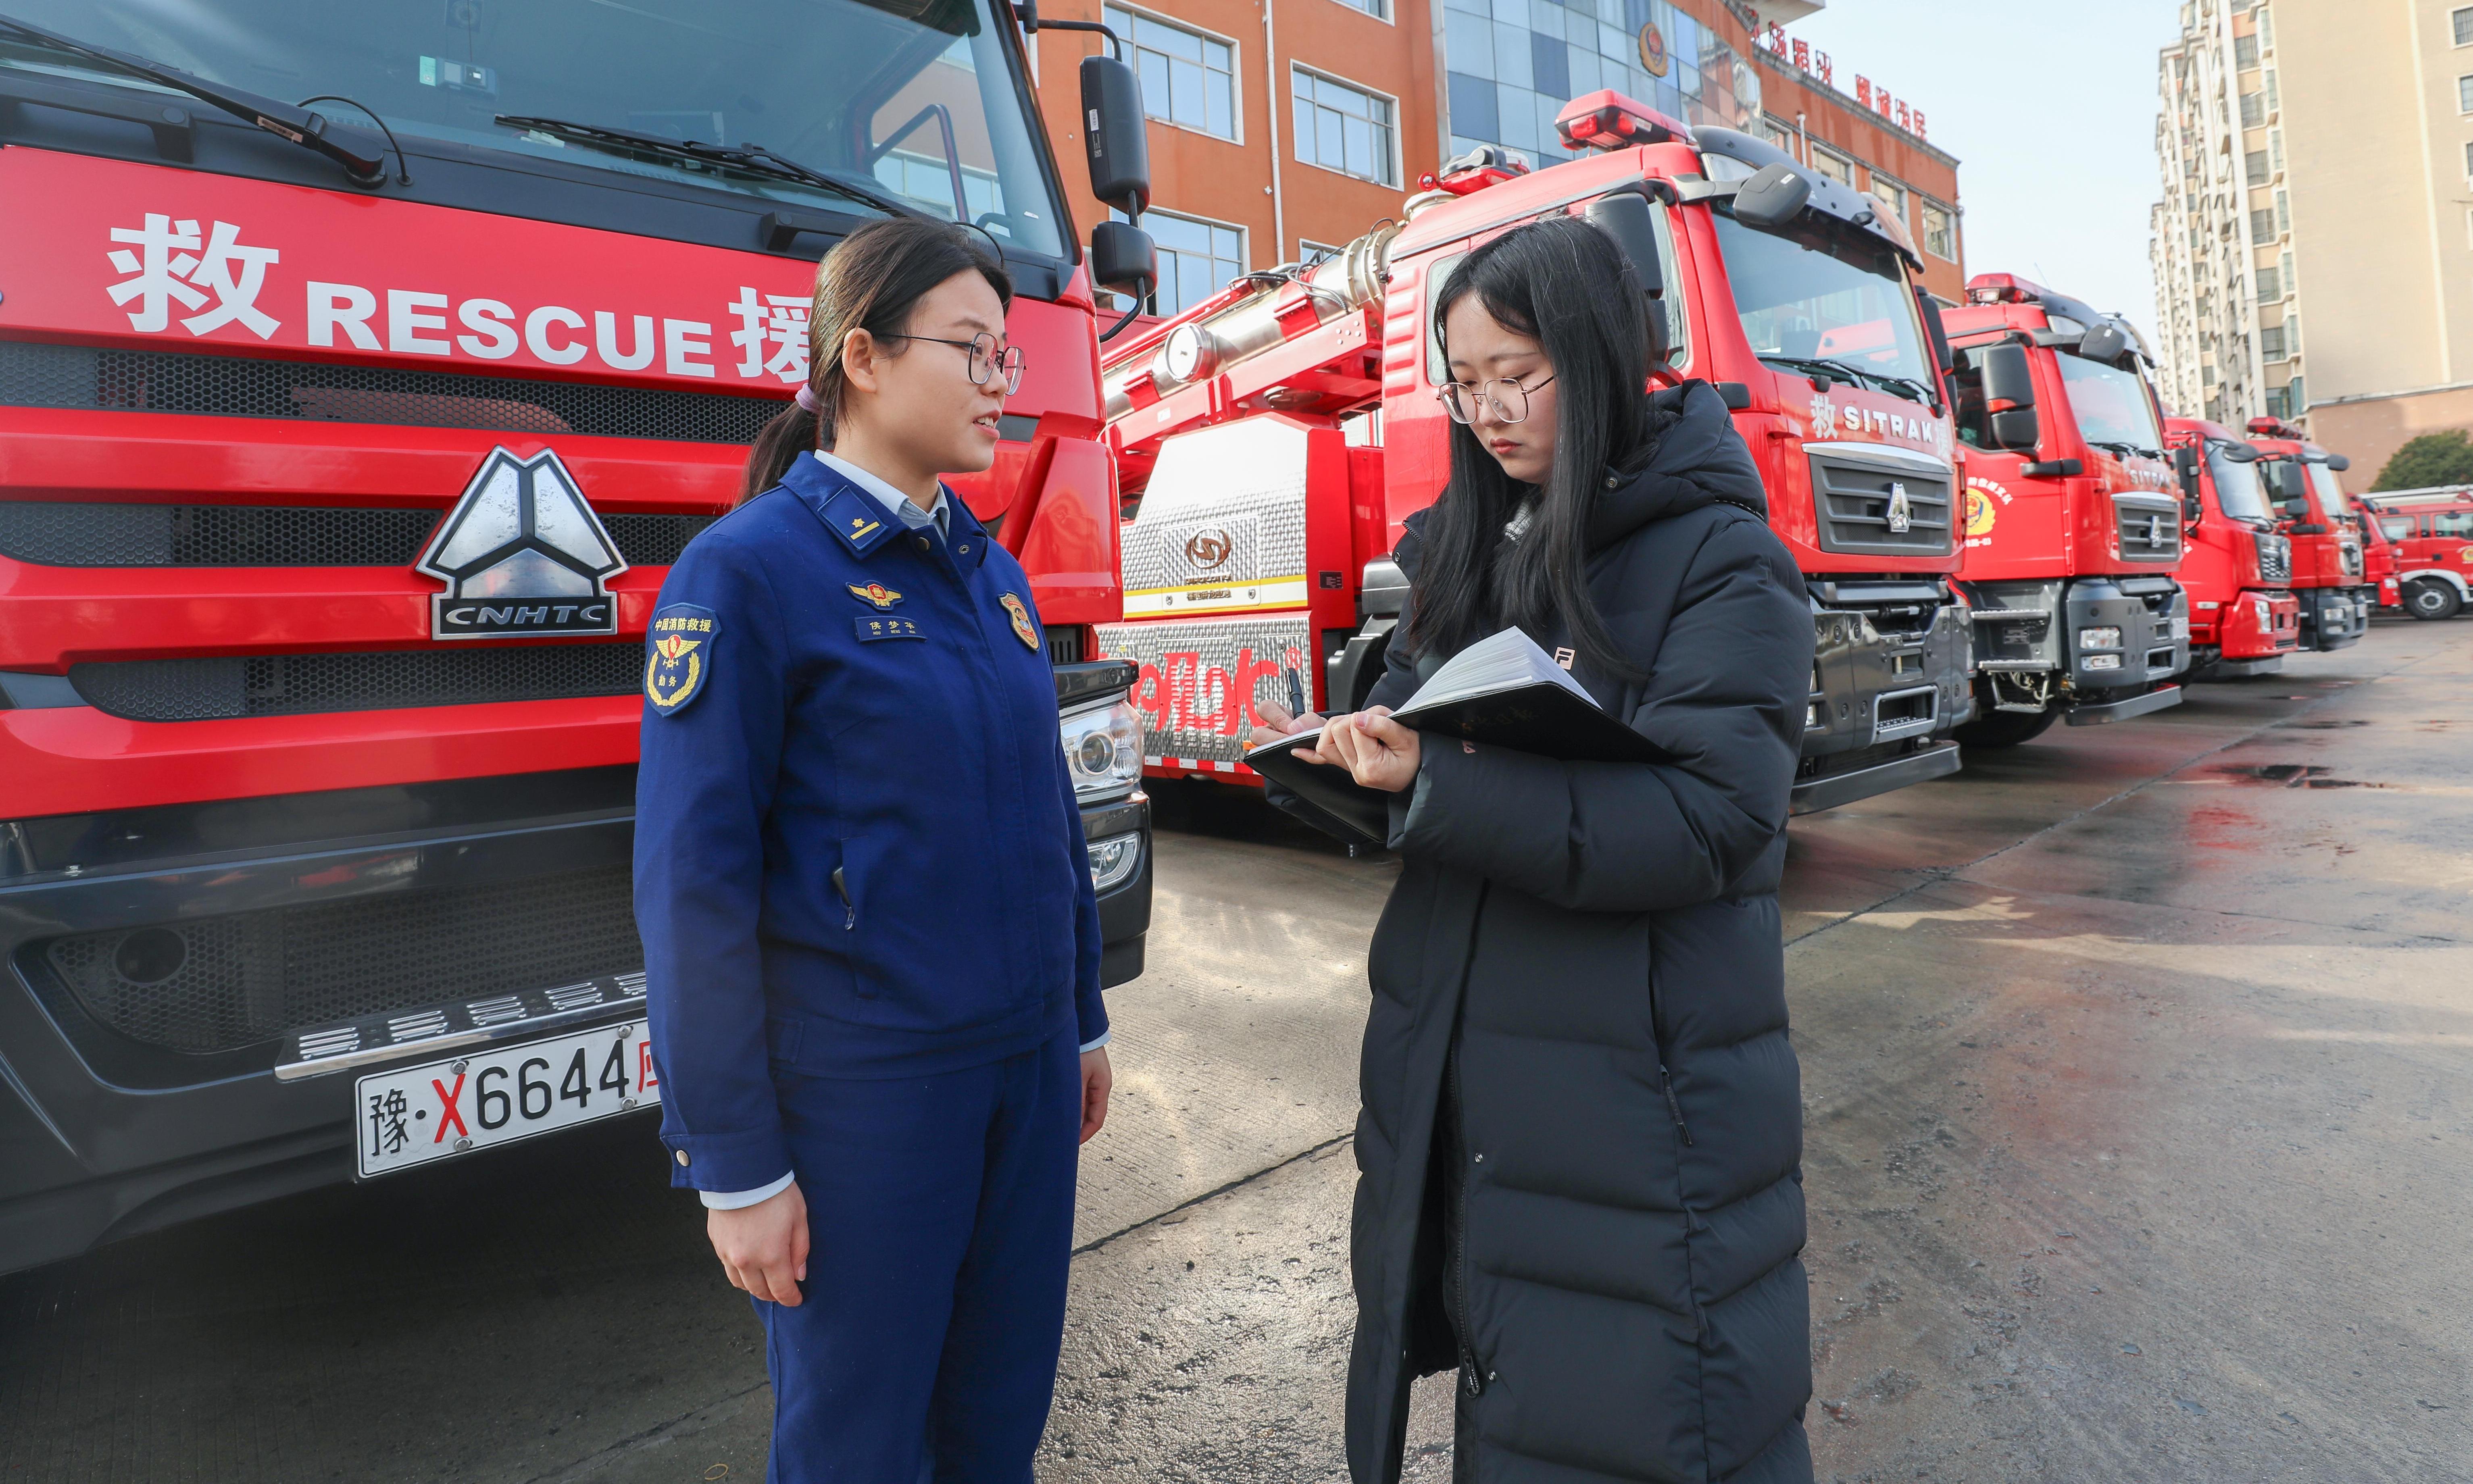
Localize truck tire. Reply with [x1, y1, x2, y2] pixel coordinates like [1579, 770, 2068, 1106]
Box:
[1953, 708, 2059, 749]
[2403, 578, 2462, 621]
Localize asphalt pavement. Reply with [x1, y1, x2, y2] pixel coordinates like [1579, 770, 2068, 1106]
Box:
[3, 618, 2468, 1483]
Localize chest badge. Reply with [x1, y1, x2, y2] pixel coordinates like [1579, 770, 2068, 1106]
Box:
[999, 592, 1040, 650]
[645, 604, 718, 716]
[848, 581, 903, 609]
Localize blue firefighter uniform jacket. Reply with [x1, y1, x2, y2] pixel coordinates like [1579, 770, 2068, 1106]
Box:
[633, 450, 1106, 1197]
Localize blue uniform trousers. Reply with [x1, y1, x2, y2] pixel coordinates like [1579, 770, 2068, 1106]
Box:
[760, 1025, 1081, 1483]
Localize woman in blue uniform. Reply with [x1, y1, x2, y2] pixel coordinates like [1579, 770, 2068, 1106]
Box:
[634, 217, 1111, 1483]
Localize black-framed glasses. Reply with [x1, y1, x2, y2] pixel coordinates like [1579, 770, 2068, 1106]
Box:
[1437, 373, 1556, 425]
[884, 331, 1026, 394]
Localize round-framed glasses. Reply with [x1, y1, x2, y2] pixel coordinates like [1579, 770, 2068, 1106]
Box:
[886, 331, 1026, 394]
[1436, 373, 1556, 425]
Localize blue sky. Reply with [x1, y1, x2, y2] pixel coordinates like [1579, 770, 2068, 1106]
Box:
[1775, 0, 2184, 332]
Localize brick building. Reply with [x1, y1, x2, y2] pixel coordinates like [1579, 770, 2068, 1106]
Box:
[1025, 0, 1963, 313]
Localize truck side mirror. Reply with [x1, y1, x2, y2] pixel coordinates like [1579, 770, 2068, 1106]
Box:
[1918, 289, 1955, 375]
[2174, 445, 2203, 521]
[2325, 453, 2350, 472]
[2077, 320, 2131, 364]
[2270, 460, 2310, 514]
[1081, 54, 1151, 216]
[1583, 191, 1668, 364]
[1731, 163, 1811, 231]
[1978, 342, 2038, 452]
[1089, 219, 1157, 300]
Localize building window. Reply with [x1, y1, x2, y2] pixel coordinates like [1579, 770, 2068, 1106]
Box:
[2457, 6, 2473, 45]
[2240, 90, 2265, 127]
[1921, 200, 1956, 261]
[1106, 6, 1238, 140]
[2245, 149, 2269, 185]
[1809, 146, 1853, 186]
[1292, 67, 1398, 186]
[1328, 0, 1390, 18]
[2276, 189, 2290, 235]
[2260, 324, 2286, 360]
[1867, 174, 1908, 226]
[2256, 264, 2280, 301]
[1300, 238, 1345, 266]
[2250, 207, 2276, 245]
[1112, 208, 1244, 318]
[2461, 74, 2473, 112]
[2234, 32, 2258, 69]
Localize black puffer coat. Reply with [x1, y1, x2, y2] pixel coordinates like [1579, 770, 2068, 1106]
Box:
[1344, 380, 1815, 1484]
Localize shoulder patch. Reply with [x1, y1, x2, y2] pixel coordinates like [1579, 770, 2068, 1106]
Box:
[646, 603, 718, 716]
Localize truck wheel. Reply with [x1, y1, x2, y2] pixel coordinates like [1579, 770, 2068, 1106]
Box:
[2404, 579, 2461, 621]
[1953, 708, 2059, 748]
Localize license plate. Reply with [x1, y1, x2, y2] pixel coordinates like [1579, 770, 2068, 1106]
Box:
[355, 1019, 657, 1179]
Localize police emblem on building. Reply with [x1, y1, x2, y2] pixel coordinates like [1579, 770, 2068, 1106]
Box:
[417, 447, 627, 639]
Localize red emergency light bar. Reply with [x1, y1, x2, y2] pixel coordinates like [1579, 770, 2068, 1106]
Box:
[1418, 143, 1530, 197]
[1555, 90, 1691, 152]
[2245, 415, 2307, 439]
[1966, 272, 2060, 306]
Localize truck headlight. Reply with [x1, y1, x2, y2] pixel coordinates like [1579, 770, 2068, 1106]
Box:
[1061, 696, 1143, 801]
[2077, 626, 2123, 649]
[1087, 831, 1143, 890]
[2085, 653, 2123, 671]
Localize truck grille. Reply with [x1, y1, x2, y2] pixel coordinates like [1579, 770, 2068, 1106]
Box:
[41, 864, 641, 1054]
[1808, 449, 1954, 556]
[0, 501, 713, 568]
[70, 643, 641, 721]
[2116, 500, 2183, 561]
[0, 342, 784, 444]
[2255, 531, 2291, 581]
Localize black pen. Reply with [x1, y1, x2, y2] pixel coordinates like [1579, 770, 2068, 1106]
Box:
[1286, 666, 1306, 722]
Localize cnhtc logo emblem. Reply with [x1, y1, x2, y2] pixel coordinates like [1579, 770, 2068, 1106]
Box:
[1885, 482, 1914, 535]
[417, 447, 627, 639]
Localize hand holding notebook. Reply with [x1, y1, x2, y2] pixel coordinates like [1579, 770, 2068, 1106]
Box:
[1249, 627, 1664, 845]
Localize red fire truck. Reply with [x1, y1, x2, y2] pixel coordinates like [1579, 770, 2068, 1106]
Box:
[2163, 416, 2301, 676]
[1936, 273, 2186, 747]
[2244, 417, 2371, 649]
[0, 3, 1156, 1273]
[1097, 93, 1974, 815]
[2358, 493, 2404, 612]
[2360, 487, 2473, 619]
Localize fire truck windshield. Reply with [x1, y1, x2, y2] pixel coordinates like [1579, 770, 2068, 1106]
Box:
[0, 0, 1067, 257]
[2207, 445, 2275, 522]
[2304, 462, 2352, 522]
[2054, 354, 2165, 457]
[1708, 207, 1935, 401]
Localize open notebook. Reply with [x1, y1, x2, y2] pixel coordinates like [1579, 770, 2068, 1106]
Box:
[1249, 628, 1659, 846]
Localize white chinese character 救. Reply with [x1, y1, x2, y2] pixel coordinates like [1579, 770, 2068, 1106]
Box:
[727, 285, 810, 383]
[106, 214, 281, 339]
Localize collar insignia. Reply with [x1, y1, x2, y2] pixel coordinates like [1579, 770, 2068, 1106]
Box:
[848, 581, 903, 609]
[999, 592, 1040, 650]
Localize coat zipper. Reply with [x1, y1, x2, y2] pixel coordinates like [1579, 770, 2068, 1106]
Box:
[1450, 1039, 1485, 1398]
[1659, 1063, 1694, 1147]
[831, 866, 854, 929]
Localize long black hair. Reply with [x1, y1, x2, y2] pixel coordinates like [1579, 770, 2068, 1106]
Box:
[739, 216, 1014, 504]
[1404, 214, 1655, 678]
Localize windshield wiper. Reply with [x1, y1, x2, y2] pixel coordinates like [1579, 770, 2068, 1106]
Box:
[495, 116, 920, 223]
[0, 11, 385, 184]
[2088, 438, 2164, 460]
[1759, 353, 1934, 408]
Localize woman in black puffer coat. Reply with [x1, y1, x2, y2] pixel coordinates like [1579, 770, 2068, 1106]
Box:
[1267, 216, 1816, 1483]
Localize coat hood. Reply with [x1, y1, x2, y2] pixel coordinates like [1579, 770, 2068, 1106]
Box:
[1584, 378, 1767, 551]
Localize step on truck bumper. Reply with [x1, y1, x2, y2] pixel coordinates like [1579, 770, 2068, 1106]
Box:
[2064, 683, 2183, 726]
[2206, 655, 2285, 678]
[1789, 741, 1963, 816]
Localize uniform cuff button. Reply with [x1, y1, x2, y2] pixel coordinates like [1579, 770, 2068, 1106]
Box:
[675, 1149, 691, 1167]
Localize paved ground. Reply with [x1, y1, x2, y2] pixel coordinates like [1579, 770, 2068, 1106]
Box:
[4, 618, 2469, 1483]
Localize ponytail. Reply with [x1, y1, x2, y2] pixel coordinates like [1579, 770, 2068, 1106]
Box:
[736, 216, 1013, 506]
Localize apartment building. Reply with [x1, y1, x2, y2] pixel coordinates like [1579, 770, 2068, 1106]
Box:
[2152, 0, 2473, 485]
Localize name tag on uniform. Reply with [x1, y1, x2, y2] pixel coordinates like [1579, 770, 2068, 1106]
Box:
[854, 616, 925, 642]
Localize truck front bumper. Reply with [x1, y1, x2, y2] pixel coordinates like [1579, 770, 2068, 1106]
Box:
[2298, 585, 2372, 650]
[0, 770, 1153, 1276]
